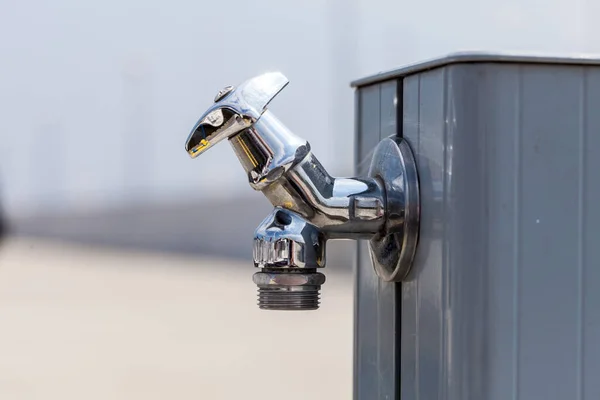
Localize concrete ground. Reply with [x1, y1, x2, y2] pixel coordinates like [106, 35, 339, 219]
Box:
[0, 238, 353, 400]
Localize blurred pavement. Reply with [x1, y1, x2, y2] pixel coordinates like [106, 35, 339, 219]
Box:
[11, 196, 355, 268]
[0, 238, 352, 399]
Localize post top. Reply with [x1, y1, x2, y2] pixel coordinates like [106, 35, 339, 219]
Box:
[351, 51, 600, 87]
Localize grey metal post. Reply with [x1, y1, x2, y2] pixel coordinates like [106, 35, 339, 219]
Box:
[352, 53, 600, 400]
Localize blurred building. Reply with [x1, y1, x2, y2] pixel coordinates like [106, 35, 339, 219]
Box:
[0, 0, 597, 256]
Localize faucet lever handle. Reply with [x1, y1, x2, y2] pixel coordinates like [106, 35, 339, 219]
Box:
[185, 72, 289, 158]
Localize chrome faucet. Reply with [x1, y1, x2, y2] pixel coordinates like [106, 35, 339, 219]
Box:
[185, 72, 420, 310]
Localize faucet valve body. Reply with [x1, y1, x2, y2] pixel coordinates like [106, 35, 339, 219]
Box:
[185, 72, 420, 310]
[252, 208, 326, 310]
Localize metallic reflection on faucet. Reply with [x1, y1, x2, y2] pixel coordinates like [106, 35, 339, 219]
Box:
[185, 72, 420, 310]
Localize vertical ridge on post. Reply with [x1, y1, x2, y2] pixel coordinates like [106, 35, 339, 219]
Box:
[354, 83, 381, 399]
[378, 80, 400, 400]
[394, 77, 404, 400]
[400, 73, 420, 400]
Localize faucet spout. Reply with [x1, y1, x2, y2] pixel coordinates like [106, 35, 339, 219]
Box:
[229, 109, 387, 238]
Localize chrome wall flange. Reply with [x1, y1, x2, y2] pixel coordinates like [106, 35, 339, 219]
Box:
[367, 136, 420, 282]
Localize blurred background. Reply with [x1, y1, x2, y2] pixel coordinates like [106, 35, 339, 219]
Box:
[0, 0, 598, 398]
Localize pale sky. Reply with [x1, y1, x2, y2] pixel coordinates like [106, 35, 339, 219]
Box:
[0, 0, 596, 216]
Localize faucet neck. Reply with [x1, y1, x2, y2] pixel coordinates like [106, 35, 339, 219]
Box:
[229, 110, 309, 190]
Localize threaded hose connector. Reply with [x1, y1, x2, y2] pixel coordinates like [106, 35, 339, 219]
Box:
[257, 287, 320, 310]
[252, 270, 326, 311]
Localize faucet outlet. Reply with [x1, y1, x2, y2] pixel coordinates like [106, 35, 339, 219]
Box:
[185, 72, 420, 310]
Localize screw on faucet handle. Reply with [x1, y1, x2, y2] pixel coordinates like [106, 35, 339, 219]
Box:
[185, 72, 289, 158]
